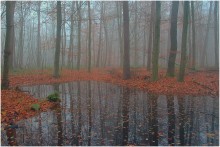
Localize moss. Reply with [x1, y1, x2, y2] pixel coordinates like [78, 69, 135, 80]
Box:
[47, 92, 60, 102]
[31, 103, 40, 111]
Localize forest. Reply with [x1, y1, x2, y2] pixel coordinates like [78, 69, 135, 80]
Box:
[1, 1, 219, 146]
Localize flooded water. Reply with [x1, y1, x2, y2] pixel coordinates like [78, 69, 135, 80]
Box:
[1, 81, 219, 146]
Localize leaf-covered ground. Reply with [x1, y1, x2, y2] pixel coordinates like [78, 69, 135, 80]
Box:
[1, 68, 219, 124]
[9, 68, 219, 96]
[1, 89, 55, 124]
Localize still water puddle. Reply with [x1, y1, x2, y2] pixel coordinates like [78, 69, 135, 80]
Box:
[1, 81, 219, 146]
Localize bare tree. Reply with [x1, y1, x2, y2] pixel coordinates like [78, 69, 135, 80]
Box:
[201, 2, 212, 68]
[96, 2, 103, 68]
[18, 2, 24, 68]
[178, 1, 189, 82]
[53, 1, 62, 78]
[68, 1, 74, 68]
[61, 2, 66, 68]
[143, 11, 147, 67]
[134, 1, 138, 67]
[103, 3, 108, 67]
[147, 2, 155, 71]
[2, 1, 16, 89]
[214, 1, 219, 68]
[191, 1, 196, 70]
[37, 2, 41, 68]
[152, 1, 161, 81]
[116, 2, 123, 68]
[167, 1, 179, 77]
[88, 1, 92, 72]
[122, 1, 131, 80]
[77, 1, 81, 70]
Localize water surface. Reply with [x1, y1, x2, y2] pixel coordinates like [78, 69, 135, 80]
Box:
[1, 81, 219, 146]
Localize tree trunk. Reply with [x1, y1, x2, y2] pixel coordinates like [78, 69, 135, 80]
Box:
[53, 1, 62, 78]
[167, 1, 179, 77]
[77, 1, 81, 70]
[92, 24, 96, 67]
[134, 1, 138, 67]
[178, 1, 189, 82]
[188, 6, 192, 68]
[68, 2, 74, 68]
[18, 2, 24, 69]
[9, 20, 15, 70]
[117, 2, 123, 68]
[107, 20, 115, 66]
[143, 16, 146, 67]
[2, 1, 16, 89]
[191, 1, 196, 70]
[37, 2, 41, 68]
[214, 1, 219, 68]
[152, 1, 161, 81]
[103, 4, 108, 67]
[88, 1, 92, 72]
[61, 3, 66, 68]
[201, 2, 212, 68]
[122, 1, 131, 80]
[96, 2, 103, 68]
[147, 2, 155, 71]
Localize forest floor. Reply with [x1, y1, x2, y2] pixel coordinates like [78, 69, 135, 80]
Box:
[1, 68, 219, 124]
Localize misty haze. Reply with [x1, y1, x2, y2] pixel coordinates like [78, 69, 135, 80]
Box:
[1, 1, 219, 146]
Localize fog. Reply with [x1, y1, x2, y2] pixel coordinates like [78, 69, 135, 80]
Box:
[1, 1, 218, 71]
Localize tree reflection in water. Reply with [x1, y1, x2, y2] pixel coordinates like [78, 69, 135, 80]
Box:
[148, 94, 158, 146]
[122, 87, 130, 145]
[2, 81, 218, 146]
[77, 81, 82, 145]
[52, 83, 63, 146]
[167, 95, 175, 146]
[87, 81, 92, 146]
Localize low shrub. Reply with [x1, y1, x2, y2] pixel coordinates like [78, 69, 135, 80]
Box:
[47, 92, 60, 102]
[31, 103, 40, 111]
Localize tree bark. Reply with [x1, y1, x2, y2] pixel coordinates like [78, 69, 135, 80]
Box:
[2, 1, 16, 89]
[122, 1, 131, 80]
[178, 1, 189, 82]
[191, 1, 196, 70]
[88, 1, 92, 72]
[37, 2, 41, 68]
[167, 1, 179, 77]
[96, 2, 103, 68]
[103, 4, 108, 67]
[143, 16, 146, 67]
[188, 6, 192, 68]
[18, 2, 24, 69]
[68, 2, 74, 68]
[61, 2, 66, 68]
[9, 20, 15, 70]
[53, 1, 62, 78]
[201, 2, 212, 68]
[147, 2, 155, 71]
[77, 1, 81, 70]
[117, 2, 123, 68]
[214, 1, 219, 68]
[152, 1, 161, 81]
[134, 1, 138, 67]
